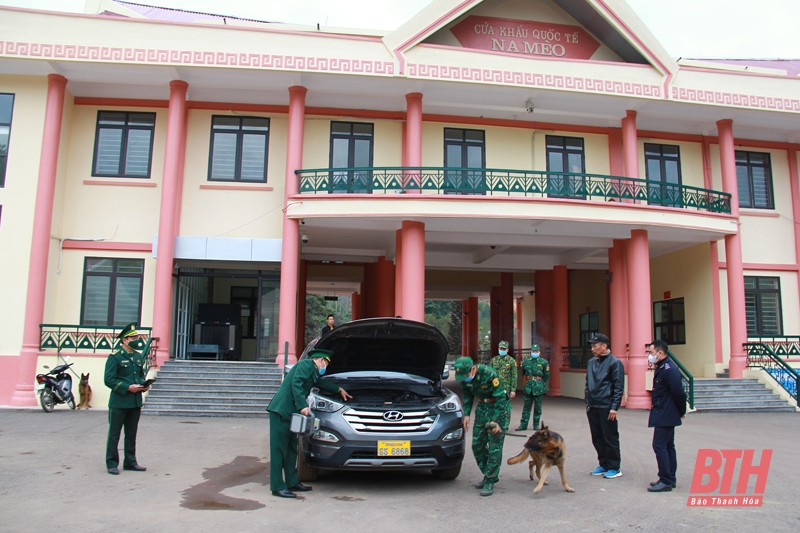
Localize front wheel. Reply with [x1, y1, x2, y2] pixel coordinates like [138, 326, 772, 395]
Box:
[431, 462, 462, 480]
[296, 439, 319, 482]
[40, 390, 55, 413]
[67, 397, 76, 410]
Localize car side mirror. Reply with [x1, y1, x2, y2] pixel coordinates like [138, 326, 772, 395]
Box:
[441, 366, 450, 380]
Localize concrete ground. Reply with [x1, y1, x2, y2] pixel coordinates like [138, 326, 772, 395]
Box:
[1, 392, 798, 533]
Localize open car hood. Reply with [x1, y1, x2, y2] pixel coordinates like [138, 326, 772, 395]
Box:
[313, 318, 450, 383]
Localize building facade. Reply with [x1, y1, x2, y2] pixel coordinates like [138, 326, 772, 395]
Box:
[1, 0, 798, 409]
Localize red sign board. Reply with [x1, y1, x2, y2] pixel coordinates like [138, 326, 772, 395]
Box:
[450, 16, 600, 60]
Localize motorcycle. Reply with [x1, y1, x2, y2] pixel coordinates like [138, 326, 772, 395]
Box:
[36, 357, 76, 412]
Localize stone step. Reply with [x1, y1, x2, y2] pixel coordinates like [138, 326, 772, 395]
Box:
[142, 401, 267, 411]
[153, 376, 280, 386]
[141, 408, 269, 418]
[162, 360, 279, 367]
[155, 370, 282, 379]
[145, 385, 279, 394]
[695, 406, 797, 413]
[694, 399, 792, 408]
[147, 388, 276, 396]
[145, 395, 271, 405]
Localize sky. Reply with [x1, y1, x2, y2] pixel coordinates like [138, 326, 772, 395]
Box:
[0, 0, 798, 59]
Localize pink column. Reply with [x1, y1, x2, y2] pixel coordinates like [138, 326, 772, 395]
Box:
[467, 297, 479, 359]
[500, 273, 515, 350]
[11, 74, 68, 406]
[549, 265, 567, 396]
[516, 298, 524, 366]
[394, 228, 403, 317]
[276, 86, 307, 366]
[717, 119, 747, 378]
[626, 229, 652, 409]
[609, 239, 630, 369]
[703, 137, 724, 364]
[534, 270, 553, 359]
[151, 80, 189, 367]
[362, 263, 376, 318]
[296, 259, 307, 351]
[400, 220, 425, 321]
[375, 256, 396, 317]
[352, 291, 362, 320]
[404, 93, 422, 191]
[788, 147, 800, 315]
[621, 110, 639, 179]
[462, 299, 470, 356]
[490, 286, 501, 354]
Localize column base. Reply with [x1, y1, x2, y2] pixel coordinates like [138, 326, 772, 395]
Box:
[10, 345, 40, 406]
[625, 393, 651, 409]
[728, 353, 747, 379]
[546, 389, 562, 397]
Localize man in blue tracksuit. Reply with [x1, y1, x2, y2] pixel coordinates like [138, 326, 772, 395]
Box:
[647, 339, 687, 492]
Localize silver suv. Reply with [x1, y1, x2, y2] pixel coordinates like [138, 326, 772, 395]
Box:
[297, 318, 465, 481]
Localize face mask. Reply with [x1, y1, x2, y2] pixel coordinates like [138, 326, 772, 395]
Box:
[531, 353, 540, 359]
[318, 365, 327, 376]
[647, 354, 658, 365]
[498, 350, 507, 356]
[464, 374, 474, 383]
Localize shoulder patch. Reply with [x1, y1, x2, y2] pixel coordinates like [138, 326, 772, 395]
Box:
[545, 365, 550, 371]
[492, 377, 500, 387]
[664, 363, 671, 369]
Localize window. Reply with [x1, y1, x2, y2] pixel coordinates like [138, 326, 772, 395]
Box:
[0, 93, 15, 187]
[653, 297, 685, 345]
[231, 286, 257, 339]
[329, 121, 373, 192]
[736, 151, 773, 209]
[209, 116, 270, 182]
[546, 135, 585, 198]
[644, 143, 682, 207]
[579, 311, 599, 346]
[443, 128, 485, 194]
[81, 258, 145, 326]
[745, 276, 782, 336]
[92, 111, 155, 178]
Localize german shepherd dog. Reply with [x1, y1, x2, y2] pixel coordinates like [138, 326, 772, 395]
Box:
[77, 373, 92, 409]
[507, 423, 575, 494]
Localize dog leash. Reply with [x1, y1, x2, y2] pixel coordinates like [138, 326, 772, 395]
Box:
[484, 421, 530, 438]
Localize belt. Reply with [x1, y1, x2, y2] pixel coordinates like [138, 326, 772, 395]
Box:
[524, 376, 543, 381]
[479, 397, 497, 403]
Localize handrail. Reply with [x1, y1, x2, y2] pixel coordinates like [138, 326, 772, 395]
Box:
[748, 336, 800, 357]
[666, 349, 695, 410]
[744, 341, 799, 402]
[296, 167, 732, 214]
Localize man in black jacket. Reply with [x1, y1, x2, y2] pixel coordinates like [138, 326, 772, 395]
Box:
[585, 333, 625, 479]
[647, 339, 687, 492]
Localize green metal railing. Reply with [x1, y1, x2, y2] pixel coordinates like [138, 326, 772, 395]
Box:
[296, 167, 732, 214]
[561, 346, 592, 369]
[666, 349, 695, 410]
[39, 324, 158, 370]
[744, 341, 798, 402]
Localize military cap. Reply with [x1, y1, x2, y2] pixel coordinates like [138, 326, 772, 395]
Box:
[498, 340, 509, 349]
[531, 343, 541, 352]
[117, 322, 139, 340]
[588, 333, 611, 346]
[308, 348, 334, 360]
[454, 356, 475, 381]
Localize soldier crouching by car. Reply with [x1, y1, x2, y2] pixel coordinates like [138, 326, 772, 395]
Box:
[454, 356, 510, 497]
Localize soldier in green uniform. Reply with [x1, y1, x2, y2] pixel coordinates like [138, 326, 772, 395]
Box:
[455, 356, 510, 497]
[267, 349, 352, 498]
[104, 322, 151, 475]
[515, 343, 550, 431]
[489, 340, 517, 422]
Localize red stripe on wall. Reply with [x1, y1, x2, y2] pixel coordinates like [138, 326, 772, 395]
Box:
[61, 241, 152, 252]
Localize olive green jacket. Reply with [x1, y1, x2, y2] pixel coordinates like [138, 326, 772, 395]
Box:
[104, 348, 147, 409]
[490, 354, 518, 395]
[521, 356, 550, 396]
[267, 359, 341, 420]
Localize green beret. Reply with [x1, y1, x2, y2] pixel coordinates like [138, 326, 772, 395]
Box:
[117, 322, 138, 340]
[498, 340, 509, 349]
[531, 343, 541, 352]
[308, 349, 333, 360]
[454, 357, 475, 381]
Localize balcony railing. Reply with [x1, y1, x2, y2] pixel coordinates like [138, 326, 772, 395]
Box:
[562, 346, 593, 369]
[296, 167, 732, 214]
[745, 338, 799, 401]
[39, 324, 158, 370]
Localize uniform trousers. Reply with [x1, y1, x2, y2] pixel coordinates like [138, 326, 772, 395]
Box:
[472, 401, 510, 482]
[652, 426, 677, 486]
[586, 406, 621, 471]
[269, 412, 299, 491]
[106, 407, 141, 469]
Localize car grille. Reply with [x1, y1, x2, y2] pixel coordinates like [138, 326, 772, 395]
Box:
[350, 451, 434, 459]
[342, 408, 437, 433]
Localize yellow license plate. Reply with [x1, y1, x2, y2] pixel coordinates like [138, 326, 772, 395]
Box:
[377, 440, 410, 457]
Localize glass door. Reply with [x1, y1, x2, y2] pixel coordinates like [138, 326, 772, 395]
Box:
[257, 279, 280, 361]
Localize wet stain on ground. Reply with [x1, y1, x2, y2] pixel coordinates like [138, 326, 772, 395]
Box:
[180, 456, 269, 511]
[179, 421, 201, 424]
[332, 496, 366, 502]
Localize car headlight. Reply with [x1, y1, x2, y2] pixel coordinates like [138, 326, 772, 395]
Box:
[312, 430, 340, 443]
[310, 393, 344, 413]
[437, 393, 461, 413]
